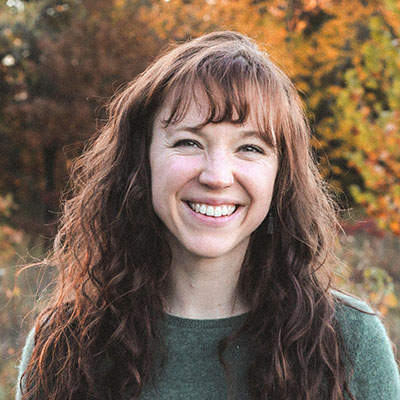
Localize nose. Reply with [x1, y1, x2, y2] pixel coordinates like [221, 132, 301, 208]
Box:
[198, 153, 234, 189]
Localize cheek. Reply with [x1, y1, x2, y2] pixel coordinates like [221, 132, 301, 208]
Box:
[151, 156, 201, 208]
[156, 155, 202, 184]
[165, 156, 201, 179]
[245, 160, 277, 188]
[243, 163, 278, 209]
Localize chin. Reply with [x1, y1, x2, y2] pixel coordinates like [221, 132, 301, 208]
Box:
[181, 240, 244, 261]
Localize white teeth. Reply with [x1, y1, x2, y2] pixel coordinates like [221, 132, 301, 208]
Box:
[188, 202, 237, 218]
[206, 206, 214, 216]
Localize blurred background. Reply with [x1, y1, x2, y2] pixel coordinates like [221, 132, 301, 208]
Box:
[1, 0, 400, 398]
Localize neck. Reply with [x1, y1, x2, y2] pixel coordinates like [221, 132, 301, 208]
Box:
[164, 246, 249, 319]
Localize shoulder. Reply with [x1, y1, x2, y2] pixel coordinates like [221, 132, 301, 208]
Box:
[16, 328, 36, 400]
[332, 289, 390, 356]
[331, 290, 400, 399]
[332, 290, 381, 360]
[332, 290, 392, 350]
[332, 290, 374, 330]
[332, 289, 373, 311]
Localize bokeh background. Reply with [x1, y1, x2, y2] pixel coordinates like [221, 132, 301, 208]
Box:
[1, 0, 400, 398]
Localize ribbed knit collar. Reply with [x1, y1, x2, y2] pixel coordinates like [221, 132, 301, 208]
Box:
[163, 312, 249, 329]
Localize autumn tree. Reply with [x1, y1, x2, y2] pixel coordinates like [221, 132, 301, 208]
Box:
[334, 6, 400, 234]
[1, 0, 400, 236]
[1, 0, 165, 235]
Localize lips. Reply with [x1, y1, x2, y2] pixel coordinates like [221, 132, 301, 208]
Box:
[187, 202, 237, 217]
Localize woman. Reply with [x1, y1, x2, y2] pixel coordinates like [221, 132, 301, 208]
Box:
[16, 31, 400, 400]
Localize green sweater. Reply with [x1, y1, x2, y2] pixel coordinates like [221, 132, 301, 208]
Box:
[16, 292, 400, 399]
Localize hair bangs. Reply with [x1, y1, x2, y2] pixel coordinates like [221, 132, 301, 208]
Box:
[161, 58, 279, 152]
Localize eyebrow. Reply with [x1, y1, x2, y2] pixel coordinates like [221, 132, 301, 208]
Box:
[168, 124, 264, 139]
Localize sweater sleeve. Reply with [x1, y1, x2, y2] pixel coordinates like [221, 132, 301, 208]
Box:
[334, 291, 400, 400]
[15, 328, 35, 400]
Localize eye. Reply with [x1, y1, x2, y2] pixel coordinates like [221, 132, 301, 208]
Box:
[239, 144, 265, 154]
[173, 139, 202, 148]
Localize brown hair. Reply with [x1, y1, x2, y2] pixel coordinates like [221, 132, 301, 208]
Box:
[20, 31, 354, 400]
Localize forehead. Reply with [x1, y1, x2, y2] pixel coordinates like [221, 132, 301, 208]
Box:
[155, 87, 268, 131]
[156, 95, 205, 127]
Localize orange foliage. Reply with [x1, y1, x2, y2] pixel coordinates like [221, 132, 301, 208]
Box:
[2, 0, 400, 235]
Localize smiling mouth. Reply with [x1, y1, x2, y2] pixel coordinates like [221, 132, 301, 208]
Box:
[187, 202, 237, 217]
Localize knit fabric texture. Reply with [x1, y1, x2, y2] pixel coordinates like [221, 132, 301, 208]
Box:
[16, 291, 400, 399]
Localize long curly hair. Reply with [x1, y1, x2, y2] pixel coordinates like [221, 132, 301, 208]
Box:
[20, 31, 355, 400]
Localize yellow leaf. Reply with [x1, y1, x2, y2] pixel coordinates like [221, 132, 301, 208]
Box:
[383, 293, 398, 308]
[378, 304, 389, 316]
[369, 292, 379, 303]
[13, 286, 21, 296]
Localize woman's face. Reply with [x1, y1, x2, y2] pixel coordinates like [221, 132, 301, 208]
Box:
[150, 96, 278, 262]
